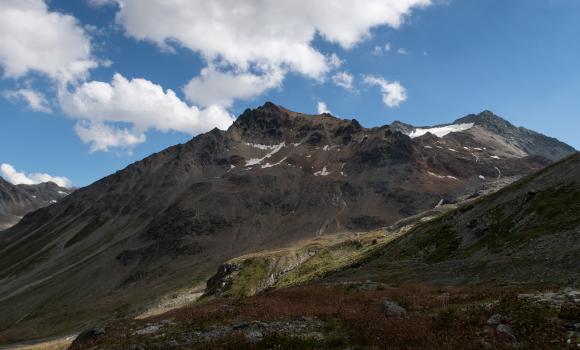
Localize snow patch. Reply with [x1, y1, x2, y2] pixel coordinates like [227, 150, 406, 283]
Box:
[408, 123, 474, 138]
[491, 155, 501, 159]
[314, 167, 331, 176]
[448, 148, 458, 152]
[245, 143, 285, 166]
[479, 175, 485, 180]
[58, 191, 68, 195]
[424, 145, 433, 149]
[244, 142, 282, 150]
[428, 171, 458, 180]
[262, 157, 287, 169]
[49, 199, 57, 204]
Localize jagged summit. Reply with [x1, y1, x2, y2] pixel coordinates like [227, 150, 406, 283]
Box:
[230, 102, 362, 144]
[454, 110, 516, 129]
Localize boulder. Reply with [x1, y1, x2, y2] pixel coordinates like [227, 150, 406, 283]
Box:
[381, 300, 407, 316]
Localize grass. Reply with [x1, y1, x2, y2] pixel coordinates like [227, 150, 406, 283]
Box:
[226, 257, 272, 297]
[211, 230, 401, 297]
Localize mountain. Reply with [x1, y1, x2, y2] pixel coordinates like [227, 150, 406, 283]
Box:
[67, 152, 580, 350]
[0, 103, 574, 343]
[0, 177, 71, 231]
[391, 110, 575, 161]
[327, 152, 580, 285]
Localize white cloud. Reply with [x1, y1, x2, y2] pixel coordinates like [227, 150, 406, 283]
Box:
[331, 71, 354, 90]
[59, 73, 235, 152]
[184, 65, 284, 108]
[364, 75, 407, 107]
[317, 101, 331, 114]
[327, 53, 343, 70]
[2, 88, 52, 113]
[74, 121, 146, 153]
[87, 0, 117, 6]
[372, 45, 384, 56]
[385, 43, 392, 52]
[397, 48, 408, 55]
[0, 0, 99, 82]
[1, 163, 72, 187]
[94, 0, 430, 106]
[107, 0, 429, 77]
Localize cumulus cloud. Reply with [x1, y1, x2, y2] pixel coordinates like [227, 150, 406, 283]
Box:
[0, 163, 72, 187]
[59, 73, 234, 152]
[363, 75, 407, 107]
[332, 71, 354, 90]
[74, 121, 146, 153]
[0, 0, 99, 82]
[97, 0, 430, 105]
[317, 101, 331, 114]
[184, 66, 284, 108]
[397, 48, 408, 55]
[2, 88, 52, 113]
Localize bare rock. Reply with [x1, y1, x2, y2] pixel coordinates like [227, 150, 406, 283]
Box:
[496, 324, 516, 340]
[487, 314, 502, 326]
[381, 300, 407, 316]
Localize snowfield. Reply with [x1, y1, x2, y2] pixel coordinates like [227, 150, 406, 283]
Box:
[409, 123, 474, 138]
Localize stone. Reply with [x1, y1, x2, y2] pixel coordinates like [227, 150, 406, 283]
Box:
[381, 299, 407, 316]
[496, 324, 516, 340]
[487, 314, 502, 326]
[70, 326, 106, 348]
[245, 330, 264, 343]
[135, 324, 161, 335]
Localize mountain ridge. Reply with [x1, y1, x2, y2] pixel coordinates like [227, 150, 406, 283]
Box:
[0, 177, 71, 231]
[0, 102, 575, 344]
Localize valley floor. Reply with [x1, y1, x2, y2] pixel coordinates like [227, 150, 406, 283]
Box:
[69, 283, 580, 349]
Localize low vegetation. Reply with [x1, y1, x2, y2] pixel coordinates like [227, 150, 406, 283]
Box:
[70, 283, 580, 349]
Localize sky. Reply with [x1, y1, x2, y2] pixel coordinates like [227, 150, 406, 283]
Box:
[0, 0, 579, 187]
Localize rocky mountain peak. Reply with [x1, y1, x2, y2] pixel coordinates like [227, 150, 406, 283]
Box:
[454, 110, 515, 130]
[230, 102, 363, 146]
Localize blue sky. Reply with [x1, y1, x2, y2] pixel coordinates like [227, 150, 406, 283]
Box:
[0, 0, 578, 187]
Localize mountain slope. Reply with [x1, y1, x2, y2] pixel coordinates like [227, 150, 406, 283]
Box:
[0, 178, 71, 231]
[327, 152, 580, 285]
[0, 103, 573, 343]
